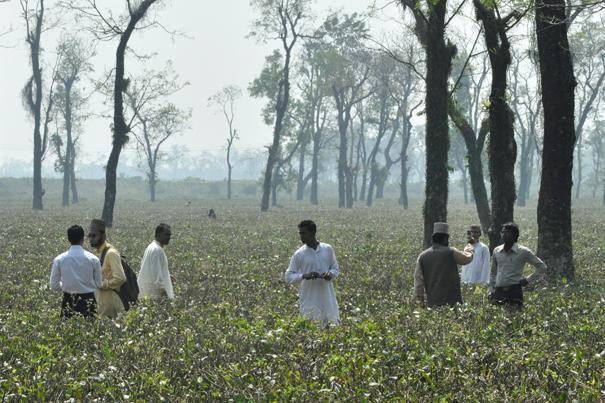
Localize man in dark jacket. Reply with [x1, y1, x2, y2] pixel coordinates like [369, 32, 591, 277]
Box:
[414, 222, 475, 307]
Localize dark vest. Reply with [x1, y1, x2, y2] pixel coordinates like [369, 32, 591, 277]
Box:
[418, 244, 462, 307]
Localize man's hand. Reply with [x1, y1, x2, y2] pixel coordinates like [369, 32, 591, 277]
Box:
[303, 272, 319, 280]
[170, 275, 176, 285]
[519, 278, 529, 287]
[320, 272, 333, 281]
[463, 243, 475, 254]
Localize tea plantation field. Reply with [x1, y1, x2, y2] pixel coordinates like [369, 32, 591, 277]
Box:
[0, 199, 604, 400]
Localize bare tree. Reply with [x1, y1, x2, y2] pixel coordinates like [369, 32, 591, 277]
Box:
[209, 85, 242, 199]
[124, 65, 190, 201]
[66, 0, 163, 225]
[52, 34, 94, 206]
[250, 0, 313, 212]
[21, 0, 56, 210]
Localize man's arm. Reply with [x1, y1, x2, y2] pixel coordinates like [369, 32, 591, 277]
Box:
[285, 254, 304, 285]
[413, 259, 425, 305]
[323, 246, 339, 281]
[101, 250, 126, 289]
[50, 259, 62, 292]
[525, 249, 547, 283]
[453, 244, 474, 265]
[92, 258, 103, 289]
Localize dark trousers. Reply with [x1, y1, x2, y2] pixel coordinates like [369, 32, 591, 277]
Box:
[491, 284, 523, 308]
[61, 292, 97, 318]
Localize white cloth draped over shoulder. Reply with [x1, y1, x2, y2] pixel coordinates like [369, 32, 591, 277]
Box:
[285, 242, 340, 326]
[461, 241, 490, 284]
[138, 241, 174, 299]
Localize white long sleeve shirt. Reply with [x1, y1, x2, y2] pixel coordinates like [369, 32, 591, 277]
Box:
[285, 242, 340, 326]
[138, 241, 174, 299]
[461, 241, 490, 284]
[50, 245, 102, 294]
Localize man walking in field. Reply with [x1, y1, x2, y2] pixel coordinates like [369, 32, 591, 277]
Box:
[461, 224, 491, 285]
[88, 219, 126, 318]
[489, 222, 547, 309]
[138, 224, 175, 299]
[285, 220, 340, 327]
[50, 225, 102, 318]
[414, 222, 475, 307]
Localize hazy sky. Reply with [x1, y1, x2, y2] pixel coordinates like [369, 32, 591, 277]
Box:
[0, 0, 399, 165]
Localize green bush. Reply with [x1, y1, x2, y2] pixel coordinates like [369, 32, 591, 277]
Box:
[0, 200, 603, 400]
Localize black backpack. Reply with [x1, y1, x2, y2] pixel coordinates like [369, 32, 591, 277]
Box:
[100, 247, 139, 311]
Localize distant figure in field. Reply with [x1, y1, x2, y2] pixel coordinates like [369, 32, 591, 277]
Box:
[88, 219, 126, 318]
[138, 224, 175, 299]
[208, 208, 217, 219]
[461, 224, 490, 285]
[489, 222, 546, 309]
[414, 222, 475, 308]
[50, 225, 102, 318]
[285, 220, 340, 327]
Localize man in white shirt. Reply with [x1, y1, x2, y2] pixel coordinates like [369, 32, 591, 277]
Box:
[285, 220, 340, 327]
[138, 223, 175, 299]
[461, 224, 491, 285]
[50, 225, 102, 318]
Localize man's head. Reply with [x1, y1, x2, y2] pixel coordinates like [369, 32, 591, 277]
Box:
[67, 225, 85, 245]
[501, 222, 520, 244]
[155, 223, 172, 246]
[431, 222, 449, 246]
[298, 220, 317, 246]
[88, 219, 106, 248]
[467, 224, 481, 241]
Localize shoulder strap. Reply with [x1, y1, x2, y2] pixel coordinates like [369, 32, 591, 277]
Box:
[100, 246, 110, 265]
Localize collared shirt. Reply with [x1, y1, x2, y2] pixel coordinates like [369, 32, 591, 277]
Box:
[461, 241, 490, 284]
[50, 245, 102, 294]
[138, 240, 174, 299]
[490, 243, 547, 288]
[285, 242, 340, 325]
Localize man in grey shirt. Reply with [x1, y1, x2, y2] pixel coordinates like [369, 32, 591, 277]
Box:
[489, 222, 547, 309]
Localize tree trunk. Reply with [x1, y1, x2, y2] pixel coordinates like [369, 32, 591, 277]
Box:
[461, 168, 469, 204]
[475, 0, 517, 251]
[575, 138, 582, 199]
[102, 0, 158, 226]
[149, 171, 156, 202]
[535, 0, 576, 280]
[227, 142, 233, 200]
[271, 166, 279, 207]
[310, 132, 320, 205]
[296, 145, 306, 200]
[422, 0, 455, 247]
[70, 154, 79, 204]
[449, 101, 492, 235]
[29, 2, 45, 211]
[62, 84, 73, 207]
[399, 155, 409, 208]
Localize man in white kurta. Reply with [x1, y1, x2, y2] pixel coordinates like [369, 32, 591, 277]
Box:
[285, 220, 340, 327]
[461, 225, 491, 284]
[138, 224, 175, 299]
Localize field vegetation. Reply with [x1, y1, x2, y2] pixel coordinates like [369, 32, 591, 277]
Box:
[0, 199, 604, 400]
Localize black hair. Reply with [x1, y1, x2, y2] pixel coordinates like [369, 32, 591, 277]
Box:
[298, 220, 317, 234]
[431, 232, 449, 246]
[501, 222, 520, 242]
[90, 219, 106, 233]
[67, 225, 85, 245]
[155, 223, 171, 237]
